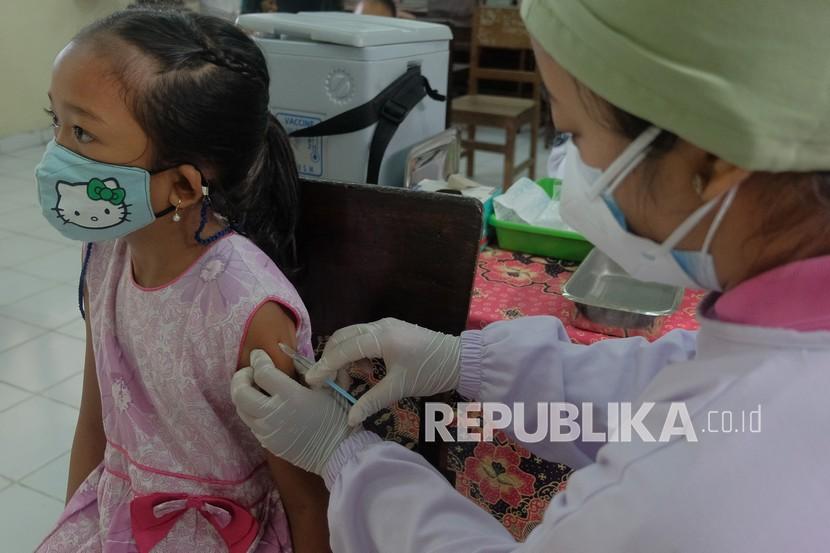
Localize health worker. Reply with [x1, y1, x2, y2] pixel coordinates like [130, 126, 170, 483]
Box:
[231, 0, 830, 550]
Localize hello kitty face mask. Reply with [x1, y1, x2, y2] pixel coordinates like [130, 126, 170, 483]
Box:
[35, 139, 174, 242]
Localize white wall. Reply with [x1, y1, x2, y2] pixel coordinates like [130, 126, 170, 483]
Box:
[0, 0, 132, 140]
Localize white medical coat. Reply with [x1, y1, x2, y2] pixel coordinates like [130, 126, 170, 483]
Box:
[321, 296, 830, 552]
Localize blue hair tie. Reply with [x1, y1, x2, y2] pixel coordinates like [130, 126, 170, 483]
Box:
[194, 198, 233, 245]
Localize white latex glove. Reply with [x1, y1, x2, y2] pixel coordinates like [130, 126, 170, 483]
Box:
[304, 318, 462, 427]
[231, 349, 352, 476]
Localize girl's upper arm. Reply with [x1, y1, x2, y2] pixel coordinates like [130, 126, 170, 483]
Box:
[237, 300, 299, 376]
[238, 301, 332, 553]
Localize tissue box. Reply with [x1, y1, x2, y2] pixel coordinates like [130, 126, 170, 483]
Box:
[490, 179, 593, 261]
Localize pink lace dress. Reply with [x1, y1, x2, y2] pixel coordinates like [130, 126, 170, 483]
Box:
[37, 233, 313, 552]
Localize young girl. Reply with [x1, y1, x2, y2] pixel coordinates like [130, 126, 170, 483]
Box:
[34, 7, 330, 552]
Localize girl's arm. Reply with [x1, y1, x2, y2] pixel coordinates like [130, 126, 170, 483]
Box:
[65, 288, 106, 503]
[240, 302, 332, 553]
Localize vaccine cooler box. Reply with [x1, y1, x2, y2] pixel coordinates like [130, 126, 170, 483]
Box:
[236, 12, 452, 187]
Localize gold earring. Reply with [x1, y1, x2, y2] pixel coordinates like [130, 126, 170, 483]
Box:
[172, 200, 182, 222]
[693, 174, 704, 198]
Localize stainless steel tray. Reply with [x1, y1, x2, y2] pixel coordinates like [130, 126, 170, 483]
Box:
[562, 249, 684, 330]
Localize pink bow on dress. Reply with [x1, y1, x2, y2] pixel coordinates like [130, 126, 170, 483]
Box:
[130, 492, 259, 553]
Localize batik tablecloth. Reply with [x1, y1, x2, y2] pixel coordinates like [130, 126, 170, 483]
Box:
[467, 247, 703, 341]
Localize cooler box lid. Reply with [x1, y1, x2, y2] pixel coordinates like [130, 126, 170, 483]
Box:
[236, 12, 452, 48]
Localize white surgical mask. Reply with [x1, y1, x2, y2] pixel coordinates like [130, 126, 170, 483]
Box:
[561, 126, 740, 291]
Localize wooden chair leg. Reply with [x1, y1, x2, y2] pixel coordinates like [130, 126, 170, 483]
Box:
[529, 118, 539, 180]
[466, 125, 476, 177]
[503, 123, 516, 191]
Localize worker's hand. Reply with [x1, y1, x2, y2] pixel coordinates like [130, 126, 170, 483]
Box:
[231, 349, 352, 476]
[305, 318, 462, 426]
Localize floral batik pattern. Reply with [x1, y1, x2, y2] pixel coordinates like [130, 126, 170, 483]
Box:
[469, 247, 704, 342]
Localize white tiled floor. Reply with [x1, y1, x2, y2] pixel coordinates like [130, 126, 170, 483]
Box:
[0, 143, 85, 553]
[0, 128, 550, 552]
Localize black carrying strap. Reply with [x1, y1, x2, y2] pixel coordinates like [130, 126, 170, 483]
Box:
[290, 65, 446, 184]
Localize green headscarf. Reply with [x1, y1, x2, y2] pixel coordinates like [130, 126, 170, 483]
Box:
[522, 0, 830, 171]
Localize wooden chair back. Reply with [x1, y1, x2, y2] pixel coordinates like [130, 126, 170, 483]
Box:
[294, 179, 483, 345]
[468, 6, 540, 96]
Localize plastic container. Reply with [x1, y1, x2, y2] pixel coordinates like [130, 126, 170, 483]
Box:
[490, 178, 593, 261]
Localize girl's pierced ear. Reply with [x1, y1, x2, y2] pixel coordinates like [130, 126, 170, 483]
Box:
[172, 199, 183, 223]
